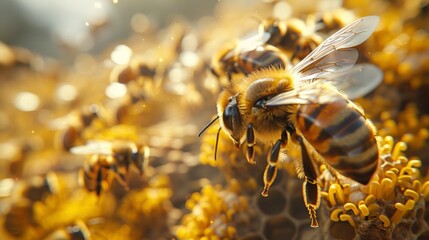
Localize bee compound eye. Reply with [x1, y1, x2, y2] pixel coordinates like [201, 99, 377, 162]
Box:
[255, 97, 268, 109]
[222, 98, 240, 133]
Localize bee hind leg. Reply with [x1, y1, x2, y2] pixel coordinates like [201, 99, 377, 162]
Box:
[296, 135, 320, 228]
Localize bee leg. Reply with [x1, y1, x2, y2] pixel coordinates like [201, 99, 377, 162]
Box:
[111, 165, 130, 191]
[303, 178, 319, 228]
[246, 123, 257, 164]
[227, 71, 233, 82]
[96, 167, 103, 196]
[291, 45, 302, 62]
[296, 135, 320, 228]
[261, 129, 288, 197]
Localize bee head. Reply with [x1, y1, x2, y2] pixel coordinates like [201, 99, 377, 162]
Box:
[219, 93, 244, 147]
[210, 42, 237, 80]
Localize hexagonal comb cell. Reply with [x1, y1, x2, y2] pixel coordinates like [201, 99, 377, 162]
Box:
[257, 189, 287, 215]
[263, 215, 296, 240]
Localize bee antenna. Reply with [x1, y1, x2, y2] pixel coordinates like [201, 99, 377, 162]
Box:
[249, 14, 264, 24]
[249, 15, 266, 34]
[214, 127, 222, 161]
[197, 116, 220, 137]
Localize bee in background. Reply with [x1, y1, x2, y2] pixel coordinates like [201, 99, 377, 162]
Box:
[315, 8, 356, 34]
[1, 173, 59, 238]
[259, 17, 324, 62]
[210, 15, 326, 84]
[110, 60, 158, 85]
[44, 221, 92, 240]
[71, 141, 150, 196]
[200, 16, 383, 227]
[210, 31, 290, 83]
[52, 104, 108, 151]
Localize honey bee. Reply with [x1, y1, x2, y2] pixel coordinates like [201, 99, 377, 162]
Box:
[71, 141, 150, 196]
[315, 8, 356, 34]
[110, 61, 157, 85]
[52, 104, 107, 151]
[260, 17, 323, 62]
[44, 221, 92, 240]
[199, 16, 383, 227]
[2, 173, 58, 238]
[210, 31, 290, 81]
[210, 16, 325, 82]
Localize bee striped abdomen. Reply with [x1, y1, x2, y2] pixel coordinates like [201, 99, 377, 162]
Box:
[236, 45, 288, 75]
[296, 99, 378, 185]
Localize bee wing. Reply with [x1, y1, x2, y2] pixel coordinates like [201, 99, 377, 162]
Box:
[266, 81, 343, 106]
[223, 31, 271, 61]
[298, 48, 358, 81]
[238, 31, 271, 52]
[266, 64, 382, 106]
[292, 16, 379, 75]
[70, 141, 113, 155]
[322, 63, 383, 100]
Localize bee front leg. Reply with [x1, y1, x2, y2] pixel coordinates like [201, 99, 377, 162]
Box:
[110, 165, 130, 191]
[246, 123, 256, 164]
[262, 129, 288, 197]
[296, 135, 320, 228]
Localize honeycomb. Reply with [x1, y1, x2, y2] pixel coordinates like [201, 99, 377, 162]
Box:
[0, 0, 428, 240]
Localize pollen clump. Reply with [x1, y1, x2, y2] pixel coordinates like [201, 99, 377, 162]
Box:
[176, 182, 248, 239]
[320, 137, 429, 239]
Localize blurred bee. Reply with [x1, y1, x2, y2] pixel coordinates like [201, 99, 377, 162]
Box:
[2, 173, 58, 238]
[259, 17, 324, 62]
[210, 15, 327, 83]
[210, 31, 290, 82]
[110, 60, 157, 85]
[314, 8, 356, 34]
[71, 141, 150, 196]
[3, 200, 34, 238]
[52, 104, 107, 151]
[199, 16, 383, 227]
[44, 221, 92, 240]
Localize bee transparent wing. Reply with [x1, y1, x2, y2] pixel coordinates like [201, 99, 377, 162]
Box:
[292, 16, 379, 74]
[70, 141, 113, 155]
[238, 31, 271, 52]
[267, 64, 383, 106]
[223, 31, 271, 60]
[298, 48, 358, 81]
[266, 82, 343, 106]
[322, 63, 383, 100]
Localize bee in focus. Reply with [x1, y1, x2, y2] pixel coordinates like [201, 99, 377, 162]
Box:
[71, 141, 150, 196]
[210, 30, 290, 82]
[200, 16, 383, 228]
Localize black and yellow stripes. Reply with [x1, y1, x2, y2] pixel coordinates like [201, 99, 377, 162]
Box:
[296, 99, 378, 184]
[234, 45, 288, 75]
